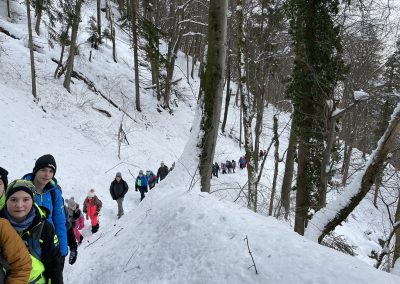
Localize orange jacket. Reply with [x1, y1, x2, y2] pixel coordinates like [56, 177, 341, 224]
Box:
[0, 218, 32, 284]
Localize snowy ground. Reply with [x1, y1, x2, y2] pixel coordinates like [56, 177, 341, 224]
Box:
[1, 1, 400, 283]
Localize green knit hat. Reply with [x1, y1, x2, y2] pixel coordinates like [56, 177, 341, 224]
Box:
[6, 179, 36, 201]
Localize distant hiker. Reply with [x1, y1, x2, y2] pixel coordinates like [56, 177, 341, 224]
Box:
[221, 163, 227, 174]
[157, 161, 169, 182]
[212, 162, 220, 178]
[0, 217, 31, 284]
[226, 160, 232, 174]
[83, 189, 102, 233]
[22, 154, 68, 262]
[146, 170, 157, 189]
[1, 179, 63, 283]
[65, 197, 84, 245]
[0, 166, 8, 210]
[239, 156, 244, 169]
[243, 156, 247, 168]
[109, 172, 129, 219]
[260, 150, 264, 158]
[231, 160, 236, 173]
[135, 170, 148, 201]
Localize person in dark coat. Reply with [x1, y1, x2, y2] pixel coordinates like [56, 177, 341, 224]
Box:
[211, 162, 220, 178]
[135, 170, 148, 201]
[109, 172, 129, 219]
[156, 161, 169, 183]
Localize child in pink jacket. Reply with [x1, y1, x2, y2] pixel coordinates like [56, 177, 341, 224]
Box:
[83, 189, 102, 233]
[66, 197, 85, 244]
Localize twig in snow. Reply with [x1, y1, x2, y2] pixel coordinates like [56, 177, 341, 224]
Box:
[114, 228, 124, 237]
[244, 235, 258, 274]
[84, 233, 104, 249]
[125, 247, 139, 268]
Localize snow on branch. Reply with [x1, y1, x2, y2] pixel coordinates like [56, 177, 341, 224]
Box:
[305, 102, 400, 243]
[178, 19, 208, 27]
[182, 32, 206, 38]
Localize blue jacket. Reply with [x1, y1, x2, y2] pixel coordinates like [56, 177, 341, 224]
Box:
[23, 174, 68, 257]
[135, 175, 148, 188]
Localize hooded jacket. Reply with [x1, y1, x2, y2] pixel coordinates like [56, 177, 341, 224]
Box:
[22, 174, 67, 257]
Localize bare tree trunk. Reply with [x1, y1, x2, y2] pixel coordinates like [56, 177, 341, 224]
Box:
[63, 0, 82, 92]
[54, 45, 66, 78]
[269, 115, 279, 216]
[253, 84, 265, 173]
[107, 1, 117, 63]
[34, 0, 43, 35]
[54, 26, 70, 79]
[7, 0, 11, 18]
[294, 138, 309, 235]
[281, 117, 296, 220]
[341, 143, 352, 186]
[221, 56, 231, 133]
[239, 96, 242, 149]
[164, 28, 183, 109]
[27, 0, 37, 100]
[198, 0, 228, 192]
[319, 108, 336, 209]
[97, 0, 102, 42]
[306, 103, 400, 243]
[131, 0, 141, 111]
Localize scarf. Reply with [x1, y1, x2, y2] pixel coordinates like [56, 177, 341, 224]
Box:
[5, 207, 36, 233]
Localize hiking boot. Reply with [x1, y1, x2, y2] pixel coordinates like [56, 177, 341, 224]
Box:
[91, 224, 99, 233]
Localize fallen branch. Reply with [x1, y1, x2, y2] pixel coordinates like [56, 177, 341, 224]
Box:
[244, 235, 258, 274]
[51, 58, 135, 121]
[0, 26, 20, 39]
[92, 107, 112, 117]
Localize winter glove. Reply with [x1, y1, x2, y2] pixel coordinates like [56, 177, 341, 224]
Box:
[86, 214, 89, 220]
[69, 249, 78, 265]
[94, 211, 99, 216]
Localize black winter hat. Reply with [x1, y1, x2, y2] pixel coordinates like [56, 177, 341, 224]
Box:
[0, 167, 8, 188]
[6, 179, 36, 201]
[33, 154, 57, 176]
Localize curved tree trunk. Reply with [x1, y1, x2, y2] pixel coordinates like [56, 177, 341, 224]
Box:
[305, 103, 400, 243]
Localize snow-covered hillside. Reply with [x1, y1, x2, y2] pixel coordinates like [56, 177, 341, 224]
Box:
[1, 1, 400, 283]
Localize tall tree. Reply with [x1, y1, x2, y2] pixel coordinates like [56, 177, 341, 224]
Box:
[287, 0, 346, 235]
[198, 0, 228, 192]
[97, 0, 102, 43]
[7, 0, 11, 18]
[27, 0, 37, 100]
[131, 0, 141, 111]
[63, 0, 82, 92]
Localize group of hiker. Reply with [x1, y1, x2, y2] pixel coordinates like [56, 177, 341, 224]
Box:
[211, 151, 268, 178]
[110, 161, 172, 217]
[211, 156, 248, 178]
[0, 154, 173, 284]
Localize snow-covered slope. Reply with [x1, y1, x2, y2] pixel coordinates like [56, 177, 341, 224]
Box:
[1, 1, 399, 283]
